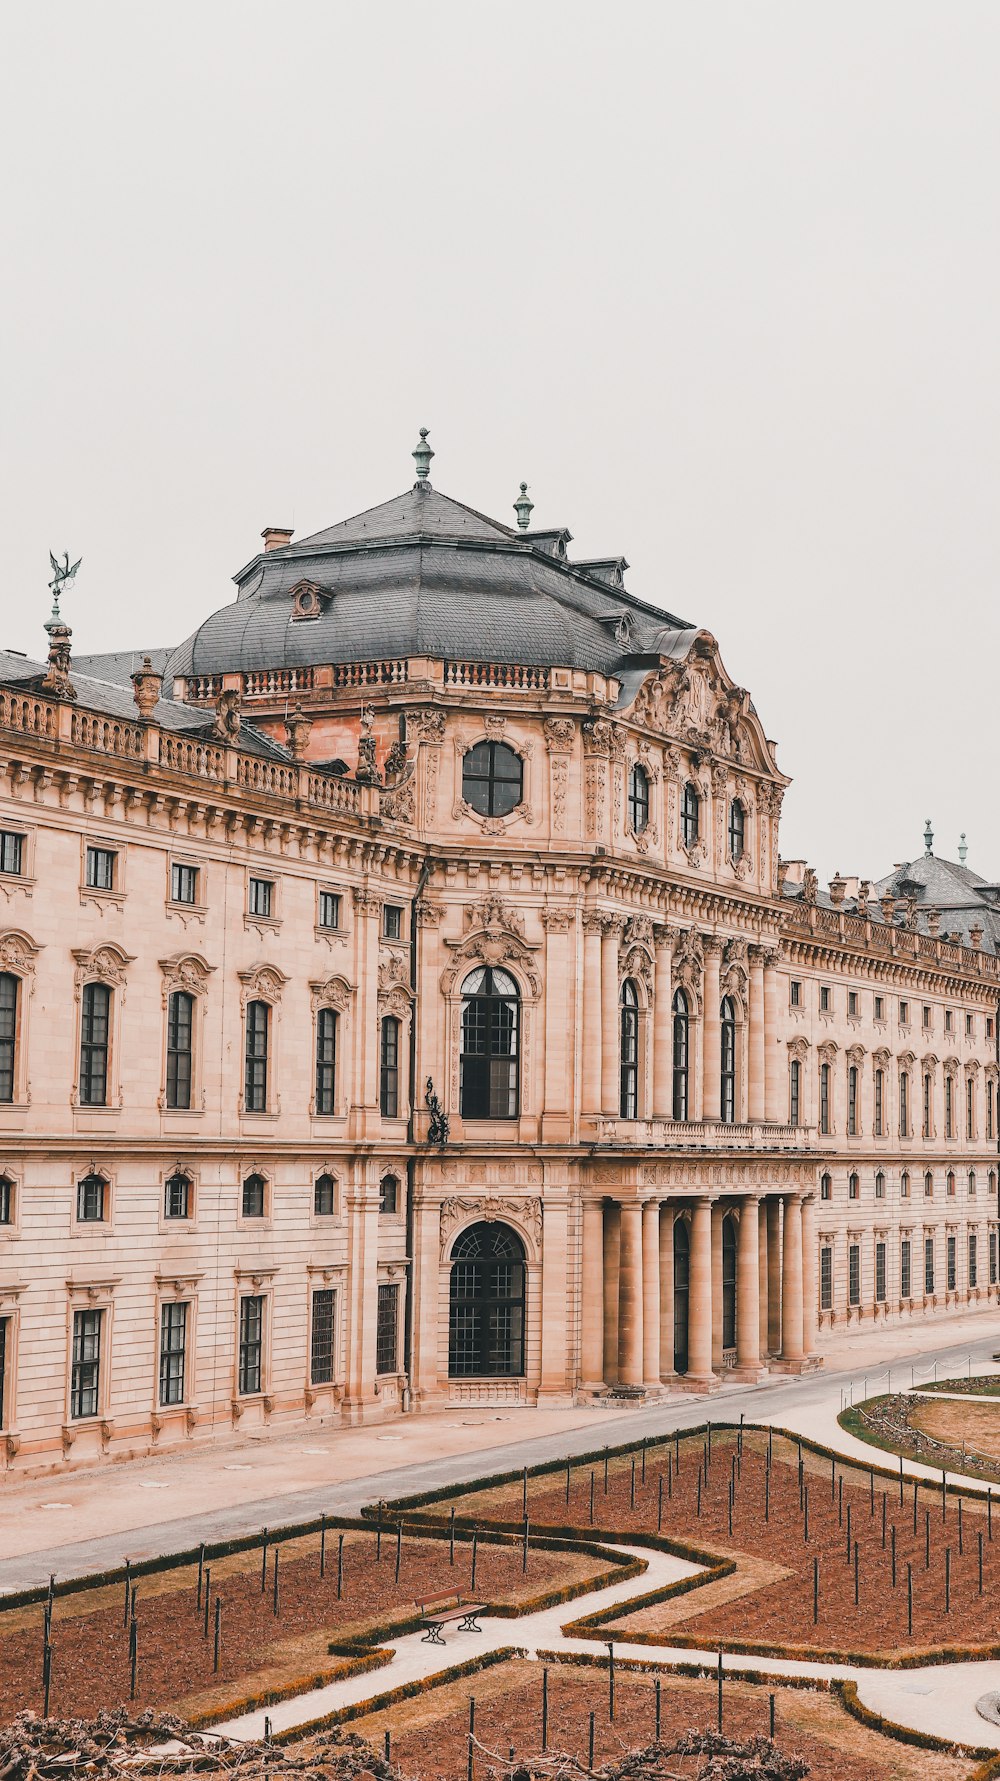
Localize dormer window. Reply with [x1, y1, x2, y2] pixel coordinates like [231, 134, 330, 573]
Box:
[290, 579, 327, 621]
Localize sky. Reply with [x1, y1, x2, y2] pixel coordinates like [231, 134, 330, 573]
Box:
[2, 2, 998, 886]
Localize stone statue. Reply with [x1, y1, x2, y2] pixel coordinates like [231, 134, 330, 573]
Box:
[425, 1077, 450, 1146]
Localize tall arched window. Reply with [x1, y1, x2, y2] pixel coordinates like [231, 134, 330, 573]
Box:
[671, 989, 689, 1120]
[448, 1222, 525, 1377]
[315, 1006, 337, 1115]
[462, 741, 523, 817]
[899, 1070, 910, 1136]
[720, 996, 736, 1122]
[728, 800, 745, 861]
[380, 1015, 400, 1117]
[460, 967, 519, 1119]
[80, 982, 112, 1107]
[166, 989, 194, 1111]
[628, 764, 649, 834]
[722, 1213, 737, 1349]
[789, 1057, 801, 1126]
[0, 972, 18, 1104]
[681, 783, 700, 848]
[244, 1000, 270, 1113]
[619, 979, 639, 1118]
[819, 1062, 831, 1135]
[847, 1065, 859, 1135]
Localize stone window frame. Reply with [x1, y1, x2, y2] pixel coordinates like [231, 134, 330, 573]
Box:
[310, 1165, 342, 1225]
[232, 1268, 278, 1407]
[70, 946, 134, 1112]
[441, 909, 541, 1133]
[63, 1278, 120, 1444]
[165, 852, 207, 921]
[237, 965, 288, 1119]
[623, 747, 661, 856]
[309, 975, 353, 1119]
[152, 1273, 202, 1418]
[0, 1281, 26, 1447]
[158, 1162, 198, 1233]
[0, 822, 37, 900]
[158, 953, 214, 1115]
[244, 868, 281, 934]
[0, 1162, 22, 1240]
[79, 835, 126, 911]
[437, 1201, 542, 1390]
[452, 723, 536, 837]
[964, 1062, 980, 1140]
[315, 882, 351, 944]
[237, 1160, 274, 1231]
[72, 1163, 115, 1233]
[378, 960, 414, 1125]
[305, 1262, 347, 1403]
[0, 930, 39, 1110]
[619, 942, 656, 1119]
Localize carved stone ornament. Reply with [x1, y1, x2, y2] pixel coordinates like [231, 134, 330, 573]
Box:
[582, 717, 614, 756]
[406, 706, 447, 743]
[0, 930, 38, 979]
[898, 1050, 916, 1068]
[621, 943, 653, 994]
[787, 1036, 810, 1063]
[289, 578, 327, 620]
[443, 898, 540, 996]
[440, 1194, 542, 1254]
[309, 973, 353, 1012]
[212, 688, 241, 741]
[543, 717, 575, 752]
[484, 714, 507, 740]
[466, 896, 525, 939]
[380, 777, 415, 824]
[671, 927, 704, 1011]
[238, 963, 288, 1004]
[541, 907, 574, 932]
[624, 915, 654, 948]
[378, 953, 413, 1019]
[159, 951, 213, 1001]
[846, 1044, 866, 1067]
[817, 1040, 839, 1064]
[872, 1047, 891, 1068]
[415, 900, 443, 927]
[72, 943, 133, 990]
[285, 704, 313, 760]
[802, 867, 818, 905]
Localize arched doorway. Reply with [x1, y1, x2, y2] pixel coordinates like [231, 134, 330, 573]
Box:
[673, 1218, 690, 1374]
[448, 1222, 526, 1378]
[722, 1213, 738, 1351]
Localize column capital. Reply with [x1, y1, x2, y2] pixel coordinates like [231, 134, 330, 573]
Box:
[582, 910, 605, 936]
[703, 935, 725, 961]
[601, 913, 626, 939]
[652, 922, 673, 951]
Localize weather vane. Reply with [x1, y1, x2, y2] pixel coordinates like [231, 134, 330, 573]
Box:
[47, 550, 82, 624]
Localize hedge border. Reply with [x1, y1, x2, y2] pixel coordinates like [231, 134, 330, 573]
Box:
[840, 1398, 1000, 1487]
[834, 1677, 997, 1763]
[268, 1644, 527, 1744]
[187, 1648, 391, 1731]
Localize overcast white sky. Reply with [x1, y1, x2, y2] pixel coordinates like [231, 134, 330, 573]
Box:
[2, 3, 997, 885]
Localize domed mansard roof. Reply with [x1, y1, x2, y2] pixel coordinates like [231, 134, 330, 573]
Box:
[164, 478, 698, 686]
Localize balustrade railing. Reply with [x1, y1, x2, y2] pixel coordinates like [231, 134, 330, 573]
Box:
[444, 658, 550, 690]
[594, 1115, 813, 1149]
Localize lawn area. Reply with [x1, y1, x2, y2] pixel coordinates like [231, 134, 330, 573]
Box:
[922, 1377, 1000, 1398]
[842, 1391, 1000, 1486]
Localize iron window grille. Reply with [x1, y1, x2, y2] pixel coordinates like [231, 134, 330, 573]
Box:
[619, 980, 639, 1118]
[681, 783, 700, 848]
[875, 1241, 887, 1303]
[848, 1244, 861, 1306]
[248, 877, 273, 918]
[170, 863, 198, 904]
[315, 1007, 337, 1115]
[448, 1222, 525, 1378]
[318, 891, 341, 930]
[720, 998, 736, 1122]
[0, 832, 23, 875]
[900, 1239, 911, 1297]
[159, 1301, 187, 1405]
[0, 973, 17, 1103]
[85, 846, 116, 891]
[244, 1000, 269, 1112]
[628, 764, 650, 834]
[76, 1173, 106, 1223]
[166, 990, 194, 1110]
[820, 1246, 833, 1310]
[947, 1235, 957, 1292]
[242, 1173, 266, 1219]
[376, 1283, 398, 1375]
[310, 1289, 336, 1385]
[969, 1233, 978, 1289]
[380, 1014, 400, 1118]
[461, 740, 523, 818]
[314, 1172, 336, 1216]
[71, 1308, 102, 1418]
[379, 1173, 399, 1215]
[924, 1238, 935, 1295]
[460, 966, 519, 1120]
[79, 981, 111, 1106]
[238, 1294, 264, 1394]
[164, 1172, 191, 1219]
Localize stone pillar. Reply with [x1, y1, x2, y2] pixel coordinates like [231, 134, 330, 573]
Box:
[758, 1198, 769, 1356]
[580, 1200, 606, 1391]
[642, 1199, 661, 1390]
[352, 888, 383, 1139]
[582, 914, 604, 1115]
[735, 1194, 763, 1377]
[702, 938, 724, 1121]
[748, 945, 766, 1123]
[711, 1201, 724, 1369]
[343, 1170, 380, 1421]
[766, 1196, 782, 1354]
[541, 912, 572, 1142]
[801, 1193, 818, 1357]
[409, 1192, 441, 1405]
[687, 1196, 716, 1384]
[617, 1202, 644, 1387]
[779, 1192, 805, 1363]
[539, 1187, 571, 1400]
[652, 925, 673, 1119]
[659, 1203, 675, 1382]
[602, 1202, 620, 1384]
[763, 952, 781, 1124]
[600, 917, 623, 1115]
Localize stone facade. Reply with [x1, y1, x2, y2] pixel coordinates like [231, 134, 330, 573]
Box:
[0, 469, 996, 1470]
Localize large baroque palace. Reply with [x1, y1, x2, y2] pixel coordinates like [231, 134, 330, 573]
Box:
[0, 437, 997, 1471]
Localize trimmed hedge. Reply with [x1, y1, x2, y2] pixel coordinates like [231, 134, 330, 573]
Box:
[834, 1678, 996, 1762]
[269, 1644, 528, 1744]
[188, 1647, 391, 1730]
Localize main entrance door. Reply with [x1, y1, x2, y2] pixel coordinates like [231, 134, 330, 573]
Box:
[673, 1218, 690, 1374]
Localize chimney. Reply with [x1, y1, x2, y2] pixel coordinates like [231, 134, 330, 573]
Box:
[131, 655, 163, 719]
[261, 526, 294, 553]
[841, 875, 859, 900]
[781, 860, 807, 887]
[970, 922, 984, 949]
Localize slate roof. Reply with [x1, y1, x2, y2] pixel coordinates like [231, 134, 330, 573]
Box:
[165, 482, 693, 682]
[782, 847, 1000, 956]
[73, 647, 172, 686]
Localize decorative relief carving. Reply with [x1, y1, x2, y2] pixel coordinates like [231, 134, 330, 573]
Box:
[159, 951, 213, 1004]
[406, 708, 446, 743]
[787, 1036, 810, 1062]
[543, 718, 575, 752]
[0, 930, 38, 979]
[541, 907, 573, 932]
[846, 1044, 866, 1067]
[621, 944, 653, 994]
[237, 963, 288, 1004]
[440, 1194, 542, 1252]
[817, 1040, 839, 1064]
[671, 927, 704, 1011]
[377, 954, 413, 1020]
[72, 943, 133, 990]
[309, 974, 353, 1012]
[584, 759, 606, 837]
[443, 897, 540, 996]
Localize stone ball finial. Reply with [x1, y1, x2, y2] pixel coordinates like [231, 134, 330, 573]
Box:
[412, 427, 434, 484]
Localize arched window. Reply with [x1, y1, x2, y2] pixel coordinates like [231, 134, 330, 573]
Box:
[244, 1000, 270, 1113]
[849, 1172, 859, 1200]
[671, 989, 689, 1121]
[969, 1169, 977, 1197]
[899, 1070, 910, 1136]
[628, 764, 649, 834]
[314, 1172, 336, 1216]
[315, 1006, 337, 1116]
[166, 990, 194, 1111]
[164, 1171, 191, 1219]
[242, 1172, 267, 1218]
[619, 979, 639, 1118]
[80, 982, 112, 1107]
[820, 1172, 832, 1201]
[819, 1062, 831, 1135]
[448, 1222, 525, 1378]
[947, 1169, 956, 1197]
[728, 800, 745, 861]
[0, 972, 19, 1103]
[720, 996, 736, 1122]
[924, 1170, 934, 1198]
[380, 1015, 400, 1117]
[681, 783, 700, 849]
[673, 1218, 690, 1374]
[379, 1173, 399, 1215]
[462, 741, 523, 818]
[901, 1169, 910, 1198]
[875, 1170, 885, 1200]
[789, 1056, 801, 1126]
[847, 1065, 859, 1135]
[460, 967, 519, 1119]
[722, 1214, 737, 1349]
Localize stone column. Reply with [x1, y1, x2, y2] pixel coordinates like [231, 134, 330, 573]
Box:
[766, 1196, 782, 1354]
[642, 1199, 661, 1391]
[652, 925, 673, 1119]
[541, 911, 572, 1141]
[352, 888, 383, 1139]
[617, 1202, 644, 1387]
[409, 1192, 441, 1406]
[735, 1194, 763, 1377]
[687, 1196, 716, 1384]
[580, 1200, 606, 1391]
[600, 917, 623, 1115]
[758, 1199, 769, 1355]
[748, 945, 766, 1123]
[801, 1193, 818, 1357]
[539, 1186, 570, 1400]
[702, 938, 724, 1121]
[602, 1201, 620, 1384]
[763, 951, 781, 1123]
[343, 1170, 380, 1421]
[659, 1204, 675, 1382]
[711, 1200, 724, 1369]
[779, 1192, 805, 1363]
[582, 914, 604, 1115]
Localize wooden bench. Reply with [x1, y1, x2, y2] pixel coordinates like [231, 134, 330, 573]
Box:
[415, 1590, 485, 1645]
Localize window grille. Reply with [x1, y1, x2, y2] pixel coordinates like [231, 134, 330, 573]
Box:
[310, 1289, 336, 1385]
[159, 1301, 187, 1406]
[376, 1284, 398, 1375]
[238, 1295, 264, 1394]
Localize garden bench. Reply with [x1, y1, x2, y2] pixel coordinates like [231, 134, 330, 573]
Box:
[415, 1589, 485, 1644]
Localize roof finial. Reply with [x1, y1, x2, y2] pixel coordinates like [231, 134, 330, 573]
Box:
[958, 832, 968, 866]
[513, 481, 534, 530]
[924, 818, 934, 855]
[412, 427, 434, 484]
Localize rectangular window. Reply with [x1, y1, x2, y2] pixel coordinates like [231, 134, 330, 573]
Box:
[79, 981, 111, 1106]
[0, 973, 18, 1103]
[71, 1308, 102, 1418]
[820, 1246, 833, 1311]
[899, 1072, 909, 1137]
[969, 1233, 978, 1289]
[170, 863, 199, 905]
[0, 1315, 6, 1429]
[967, 1077, 975, 1139]
[848, 1244, 860, 1306]
[820, 986, 831, 1013]
[945, 1009, 953, 1033]
[899, 999, 909, 1025]
[847, 1066, 858, 1135]
[819, 1063, 830, 1135]
[848, 991, 859, 1018]
[164, 1173, 190, 1219]
[901, 1238, 912, 1298]
[875, 1241, 886, 1303]
[244, 1000, 270, 1112]
[923, 1073, 932, 1138]
[159, 1301, 188, 1406]
[947, 1234, 957, 1292]
[0, 1176, 12, 1223]
[85, 846, 116, 891]
[789, 1060, 800, 1125]
[790, 981, 801, 1008]
[318, 890, 341, 931]
[383, 904, 403, 941]
[310, 1289, 336, 1385]
[238, 1294, 264, 1394]
[922, 1005, 932, 1030]
[991, 1230, 997, 1286]
[874, 995, 884, 1021]
[925, 1237, 935, 1296]
[315, 1007, 337, 1115]
[376, 1283, 398, 1375]
[380, 1015, 400, 1118]
[0, 832, 24, 876]
[874, 1070, 884, 1136]
[989, 1081, 996, 1141]
[76, 1174, 106, 1222]
[248, 877, 273, 919]
[166, 990, 194, 1111]
[945, 1076, 954, 1139]
[966, 1014, 974, 1038]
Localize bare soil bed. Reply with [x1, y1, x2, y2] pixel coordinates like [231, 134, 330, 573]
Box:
[343, 1655, 968, 1781]
[0, 1528, 597, 1723]
[436, 1430, 1000, 1658]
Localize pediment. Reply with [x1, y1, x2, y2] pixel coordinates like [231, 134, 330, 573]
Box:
[625, 631, 783, 779]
